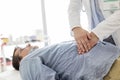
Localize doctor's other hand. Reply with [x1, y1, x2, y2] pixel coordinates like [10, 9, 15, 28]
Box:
[72, 27, 92, 54]
[89, 32, 99, 49]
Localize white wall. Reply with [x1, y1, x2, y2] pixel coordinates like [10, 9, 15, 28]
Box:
[45, 0, 89, 44]
[0, 0, 43, 40]
[0, 0, 89, 57]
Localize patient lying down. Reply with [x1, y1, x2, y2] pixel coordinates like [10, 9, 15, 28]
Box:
[12, 33, 120, 80]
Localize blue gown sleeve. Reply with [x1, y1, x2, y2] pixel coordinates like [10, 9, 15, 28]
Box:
[20, 57, 57, 80]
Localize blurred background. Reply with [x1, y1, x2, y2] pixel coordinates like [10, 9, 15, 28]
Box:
[0, 0, 88, 72]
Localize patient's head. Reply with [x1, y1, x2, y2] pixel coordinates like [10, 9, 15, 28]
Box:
[12, 44, 38, 70]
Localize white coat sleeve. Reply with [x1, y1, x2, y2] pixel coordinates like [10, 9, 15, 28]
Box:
[68, 0, 82, 30]
[92, 10, 120, 41]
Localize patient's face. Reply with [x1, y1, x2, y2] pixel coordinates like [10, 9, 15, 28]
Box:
[15, 44, 37, 58]
[12, 44, 39, 70]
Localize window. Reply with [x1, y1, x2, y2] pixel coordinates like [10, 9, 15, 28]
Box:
[45, 0, 89, 44]
[0, 0, 43, 45]
[0, 0, 89, 45]
[0, 0, 89, 59]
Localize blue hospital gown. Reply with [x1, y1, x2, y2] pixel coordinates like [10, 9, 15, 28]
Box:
[19, 41, 120, 80]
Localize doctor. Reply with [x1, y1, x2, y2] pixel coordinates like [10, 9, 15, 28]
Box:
[68, 0, 120, 54]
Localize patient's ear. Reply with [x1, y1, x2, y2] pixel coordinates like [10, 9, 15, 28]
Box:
[26, 44, 31, 47]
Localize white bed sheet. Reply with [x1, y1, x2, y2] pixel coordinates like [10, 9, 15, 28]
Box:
[0, 70, 21, 80]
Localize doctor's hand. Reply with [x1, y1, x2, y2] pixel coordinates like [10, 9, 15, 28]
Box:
[72, 27, 92, 54]
[89, 32, 99, 49]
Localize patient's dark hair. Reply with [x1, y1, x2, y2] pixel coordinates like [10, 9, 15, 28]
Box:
[12, 48, 22, 70]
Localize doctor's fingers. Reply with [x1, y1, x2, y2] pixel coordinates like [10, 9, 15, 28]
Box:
[77, 39, 90, 54]
[83, 38, 91, 51]
[76, 41, 84, 54]
[80, 39, 90, 53]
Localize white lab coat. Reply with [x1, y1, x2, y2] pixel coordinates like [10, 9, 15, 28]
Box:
[68, 0, 120, 47]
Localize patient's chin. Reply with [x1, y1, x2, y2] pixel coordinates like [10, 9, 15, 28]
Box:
[33, 46, 39, 49]
[29, 47, 39, 53]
